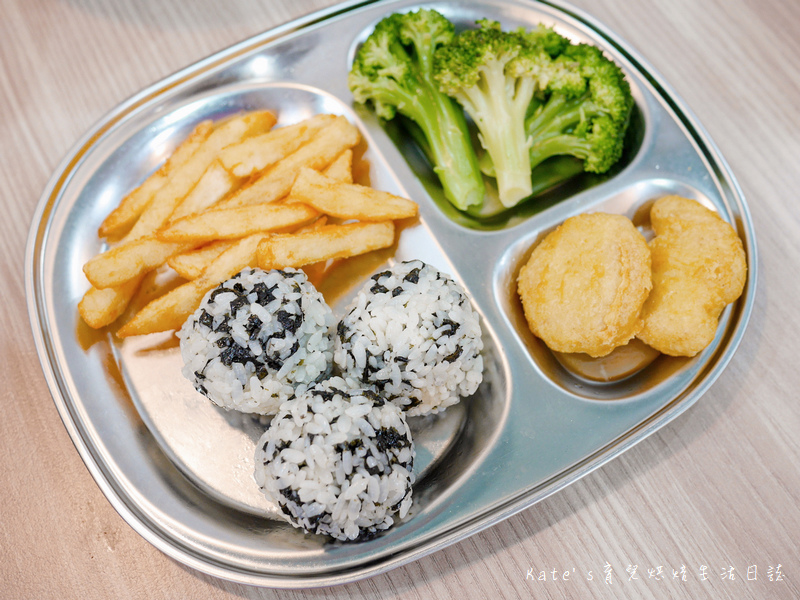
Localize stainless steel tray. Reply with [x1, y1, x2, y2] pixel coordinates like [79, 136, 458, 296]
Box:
[26, 0, 757, 588]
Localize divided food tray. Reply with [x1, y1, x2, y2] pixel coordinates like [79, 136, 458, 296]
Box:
[26, 0, 757, 588]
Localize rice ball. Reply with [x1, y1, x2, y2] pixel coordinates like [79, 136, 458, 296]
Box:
[254, 377, 414, 541]
[334, 260, 484, 416]
[178, 268, 334, 415]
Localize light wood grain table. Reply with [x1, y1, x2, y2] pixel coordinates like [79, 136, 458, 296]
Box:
[2, 0, 798, 598]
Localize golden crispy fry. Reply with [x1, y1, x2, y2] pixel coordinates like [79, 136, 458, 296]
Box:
[98, 121, 213, 239]
[288, 167, 417, 221]
[127, 110, 276, 240]
[296, 215, 328, 232]
[83, 237, 196, 288]
[83, 113, 274, 290]
[79, 110, 407, 335]
[157, 203, 318, 243]
[218, 114, 337, 177]
[296, 217, 332, 287]
[78, 276, 145, 329]
[168, 161, 241, 222]
[167, 240, 236, 280]
[118, 234, 264, 337]
[636, 196, 747, 356]
[323, 149, 353, 184]
[258, 221, 395, 270]
[215, 116, 360, 209]
[517, 213, 652, 357]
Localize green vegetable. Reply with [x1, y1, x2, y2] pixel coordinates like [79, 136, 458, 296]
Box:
[524, 40, 634, 175]
[433, 20, 547, 208]
[348, 9, 485, 211]
[435, 20, 633, 209]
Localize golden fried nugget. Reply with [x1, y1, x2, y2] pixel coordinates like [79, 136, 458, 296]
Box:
[636, 196, 746, 357]
[517, 213, 652, 357]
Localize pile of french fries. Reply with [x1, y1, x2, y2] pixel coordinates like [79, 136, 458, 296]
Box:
[78, 110, 418, 337]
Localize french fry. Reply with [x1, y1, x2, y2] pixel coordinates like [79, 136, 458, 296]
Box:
[289, 167, 417, 221]
[258, 221, 395, 269]
[296, 215, 328, 234]
[158, 203, 318, 243]
[84, 112, 275, 290]
[79, 109, 408, 334]
[84, 237, 196, 289]
[297, 217, 333, 287]
[127, 110, 276, 240]
[98, 121, 213, 239]
[215, 116, 360, 209]
[168, 161, 241, 222]
[78, 276, 145, 329]
[218, 114, 337, 177]
[167, 240, 236, 280]
[118, 234, 264, 337]
[323, 149, 353, 184]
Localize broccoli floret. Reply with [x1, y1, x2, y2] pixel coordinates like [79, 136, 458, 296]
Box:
[437, 22, 633, 209]
[434, 20, 552, 208]
[348, 10, 484, 211]
[524, 42, 634, 174]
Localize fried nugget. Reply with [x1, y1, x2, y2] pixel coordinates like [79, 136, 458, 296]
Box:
[517, 213, 652, 358]
[636, 196, 747, 357]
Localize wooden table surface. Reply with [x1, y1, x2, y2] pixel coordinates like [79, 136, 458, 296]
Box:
[2, 0, 798, 598]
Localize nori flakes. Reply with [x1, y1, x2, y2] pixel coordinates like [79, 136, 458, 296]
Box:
[439, 318, 460, 337]
[209, 286, 232, 303]
[328, 386, 348, 398]
[364, 461, 385, 476]
[229, 295, 248, 315]
[280, 487, 302, 506]
[443, 346, 463, 363]
[370, 283, 389, 294]
[311, 388, 335, 402]
[361, 389, 385, 406]
[252, 282, 277, 306]
[198, 310, 213, 329]
[215, 336, 233, 348]
[403, 267, 420, 284]
[245, 314, 263, 340]
[264, 354, 284, 370]
[215, 315, 231, 333]
[219, 343, 253, 366]
[334, 438, 364, 454]
[374, 426, 410, 452]
[277, 309, 303, 333]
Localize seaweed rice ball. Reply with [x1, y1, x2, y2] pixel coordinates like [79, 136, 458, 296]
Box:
[254, 376, 414, 541]
[334, 260, 483, 416]
[178, 268, 334, 415]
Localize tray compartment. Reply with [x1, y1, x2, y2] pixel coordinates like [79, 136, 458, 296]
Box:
[493, 177, 742, 400]
[347, 5, 650, 231]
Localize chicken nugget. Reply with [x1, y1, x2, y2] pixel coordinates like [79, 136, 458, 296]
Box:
[636, 196, 747, 357]
[517, 212, 652, 358]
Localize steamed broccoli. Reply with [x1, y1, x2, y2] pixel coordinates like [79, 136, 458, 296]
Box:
[524, 41, 634, 174]
[348, 10, 485, 211]
[433, 20, 548, 208]
[434, 21, 633, 209]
